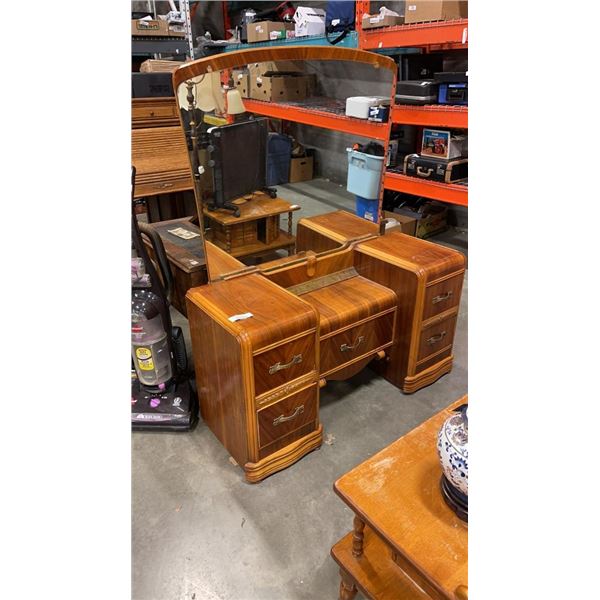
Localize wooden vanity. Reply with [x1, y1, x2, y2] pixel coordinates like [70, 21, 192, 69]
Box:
[186, 211, 464, 482]
[169, 47, 466, 482]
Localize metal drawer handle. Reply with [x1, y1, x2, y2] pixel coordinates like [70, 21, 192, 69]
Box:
[269, 354, 302, 375]
[341, 336, 365, 352]
[416, 166, 433, 177]
[273, 405, 304, 426]
[432, 291, 453, 304]
[427, 331, 447, 345]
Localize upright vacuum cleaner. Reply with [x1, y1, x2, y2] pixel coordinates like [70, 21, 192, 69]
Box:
[131, 167, 198, 431]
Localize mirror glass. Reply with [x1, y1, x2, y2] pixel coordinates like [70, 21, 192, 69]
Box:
[174, 52, 395, 277]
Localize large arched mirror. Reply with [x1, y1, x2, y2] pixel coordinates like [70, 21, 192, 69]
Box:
[172, 46, 397, 281]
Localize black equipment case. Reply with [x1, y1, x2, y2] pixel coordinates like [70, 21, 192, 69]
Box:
[395, 80, 439, 105]
[404, 153, 468, 183]
[434, 71, 468, 105]
[132, 72, 174, 98]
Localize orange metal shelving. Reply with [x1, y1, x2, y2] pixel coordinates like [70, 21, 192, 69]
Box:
[360, 18, 468, 50]
[244, 99, 390, 140]
[384, 172, 468, 207]
[392, 104, 467, 129]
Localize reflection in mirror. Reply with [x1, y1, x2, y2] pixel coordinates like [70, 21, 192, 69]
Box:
[174, 50, 396, 280]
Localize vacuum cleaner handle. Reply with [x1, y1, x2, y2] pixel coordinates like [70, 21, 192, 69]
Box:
[138, 222, 174, 306]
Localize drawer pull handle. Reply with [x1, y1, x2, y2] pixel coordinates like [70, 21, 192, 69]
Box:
[427, 331, 447, 345]
[341, 336, 364, 352]
[273, 405, 304, 426]
[432, 291, 453, 304]
[269, 354, 302, 375]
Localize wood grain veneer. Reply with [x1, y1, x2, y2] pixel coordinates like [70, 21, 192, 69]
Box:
[253, 333, 316, 398]
[204, 240, 247, 282]
[257, 383, 318, 449]
[186, 273, 321, 481]
[172, 46, 396, 92]
[354, 231, 465, 393]
[296, 210, 379, 254]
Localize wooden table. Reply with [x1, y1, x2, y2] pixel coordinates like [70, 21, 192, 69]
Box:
[203, 192, 300, 259]
[331, 396, 468, 600]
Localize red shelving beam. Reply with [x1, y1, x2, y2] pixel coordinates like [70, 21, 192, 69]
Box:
[243, 99, 390, 140]
[392, 104, 467, 128]
[360, 18, 468, 50]
[384, 172, 468, 207]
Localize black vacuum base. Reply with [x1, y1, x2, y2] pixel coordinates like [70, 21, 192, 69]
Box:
[132, 378, 198, 432]
[440, 475, 468, 523]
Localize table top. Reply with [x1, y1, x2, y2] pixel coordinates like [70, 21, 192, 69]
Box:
[143, 217, 205, 273]
[334, 396, 468, 599]
[299, 210, 378, 243]
[203, 192, 300, 225]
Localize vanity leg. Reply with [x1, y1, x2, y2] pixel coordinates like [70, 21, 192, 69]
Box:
[339, 568, 358, 600]
[352, 515, 365, 558]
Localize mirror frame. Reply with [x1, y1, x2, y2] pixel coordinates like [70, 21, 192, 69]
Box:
[171, 46, 397, 280]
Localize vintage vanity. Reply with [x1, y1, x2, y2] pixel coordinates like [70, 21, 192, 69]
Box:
[170, 47, 466, 482]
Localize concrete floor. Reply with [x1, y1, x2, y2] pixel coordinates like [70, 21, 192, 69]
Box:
[132, 179, 468, 600]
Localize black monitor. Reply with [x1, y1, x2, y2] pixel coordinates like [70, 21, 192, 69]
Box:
[207, 118, 268, 216]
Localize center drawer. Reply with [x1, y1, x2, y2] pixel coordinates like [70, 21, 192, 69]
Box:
[320, 310, 395, 376]
[253, 333, 316, 397]
[257, 383, 318, 450]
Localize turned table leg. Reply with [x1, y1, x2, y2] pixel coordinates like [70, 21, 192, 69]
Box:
[225, 227, 232, 253]
[339, 568, 358, 600]
[352, 515, 365, 558]
[288, 211, 293, 237]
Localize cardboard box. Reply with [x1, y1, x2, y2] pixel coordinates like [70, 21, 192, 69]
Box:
[232, 69, 250, 98]
[247, 21, 294, 43]
[404, 1, 468, 24]
[250, 74, 307, 102]
[421, 128, 467, 160]
[382, 210, 417, 236]
[362, 13, 404, 29]
[289, 156, 314, 182]
[132, 19, 169, 37]
[294, 7, 326, 37]
[394, 204, 448, 239]
[303, 73, 317, 96]
[131, 19, 186, 37]
[247, 60, 303, 77]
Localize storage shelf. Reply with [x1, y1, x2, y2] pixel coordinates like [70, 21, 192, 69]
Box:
[244, 98, 389, 140]
[224, 31, 358, 52]
[361, 18, 468, 50]
[392, 104, 467, 128]
[384, 172, 468, 207]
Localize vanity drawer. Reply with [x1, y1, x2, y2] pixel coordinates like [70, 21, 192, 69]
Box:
[417, 313, 457, 362]
[422, 273, 464, 321]
[253, 334, 316, 397]
[257, 384, 318, 450]
[320, 311, 395, 376]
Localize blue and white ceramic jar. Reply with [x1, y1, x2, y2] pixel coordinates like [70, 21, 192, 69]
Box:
[437, 404, 468, 498]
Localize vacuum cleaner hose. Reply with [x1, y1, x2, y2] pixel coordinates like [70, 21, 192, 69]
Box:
[138, 222, 174, 305]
